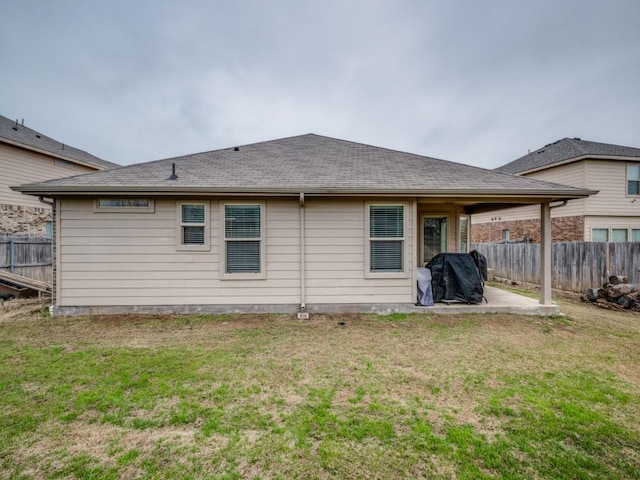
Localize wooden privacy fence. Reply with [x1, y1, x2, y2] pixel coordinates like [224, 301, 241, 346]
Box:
[471, 242, 640, 293]
[0, 234, 52, 284]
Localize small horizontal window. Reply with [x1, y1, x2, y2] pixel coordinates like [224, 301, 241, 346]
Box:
[591, 228, 609, 242]
[93, 199, 154, 212]
[612, 228, 628, 242]
[97, 199, 151, 208]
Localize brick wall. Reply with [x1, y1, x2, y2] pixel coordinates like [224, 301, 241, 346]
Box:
[0, 203, 51, 236]
[471, 215, 585, 243]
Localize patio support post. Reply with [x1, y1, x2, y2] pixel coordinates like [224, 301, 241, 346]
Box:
[540, 202, 552, 305]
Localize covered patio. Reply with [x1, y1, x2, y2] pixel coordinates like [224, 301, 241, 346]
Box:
[414, 201, 561, 312]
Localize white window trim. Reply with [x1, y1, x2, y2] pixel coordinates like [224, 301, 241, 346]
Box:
[627, 162, 640, 197]
[93, 198, 155, 213]
[365, 202, 408, 279]
[220, 201, 266, 280]
[176, 201, 210, 252]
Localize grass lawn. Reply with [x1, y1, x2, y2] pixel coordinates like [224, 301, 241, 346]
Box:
[1, 292, 639, 479]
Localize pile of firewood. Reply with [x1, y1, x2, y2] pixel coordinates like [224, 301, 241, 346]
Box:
[583, 275, 640, 311]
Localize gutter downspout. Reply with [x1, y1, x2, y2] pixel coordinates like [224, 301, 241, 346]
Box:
[549, 200, 568, 210]
[38, 197, 55, 304]
[298, 193, 308, 318]
[38, 196, 54, 208]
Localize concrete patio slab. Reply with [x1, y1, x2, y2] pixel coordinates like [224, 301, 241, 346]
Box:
[413, 286, 560, 316]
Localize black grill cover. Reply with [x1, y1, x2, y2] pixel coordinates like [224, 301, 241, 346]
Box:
[470, 250, 488, 281]
[426, 253, 484, 304]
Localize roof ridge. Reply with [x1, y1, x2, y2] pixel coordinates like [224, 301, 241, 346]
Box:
[497, 136, 640, 175]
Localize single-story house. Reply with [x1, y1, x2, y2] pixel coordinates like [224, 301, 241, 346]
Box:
[13, 134, 595, 315]
[471, 137, 640, 243]
[0, 114, 118, 236]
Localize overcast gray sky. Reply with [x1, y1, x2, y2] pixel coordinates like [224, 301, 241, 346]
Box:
[1, 0, 639, 168]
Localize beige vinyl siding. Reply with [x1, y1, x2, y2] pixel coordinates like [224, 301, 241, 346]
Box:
[525, 162, 586, 218]
[305, 198, 414, 304]
[474, 158, 640, 225]
[472, 162, 587, 224]
[58, 198, 300, 306]
[471, 205, 534, 225]
[584, 159, 639, 216]
[0, 143, 94, 208]
[58, 196, 416, 308]
[527, 160, 587, 187]
[471, 202, 585, 223]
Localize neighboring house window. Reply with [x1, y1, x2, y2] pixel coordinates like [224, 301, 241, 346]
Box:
[591, 228, 609, 242]
[45, 221, 53, 239]
[94, 198, 154, 212]
[223, 203, 265, 277]
[176, 201, 210, 251]
[632, 229, 640, 242]
[628, 164, 640, 195]
[502, 229, 510, 242]
[612, 229, 628, 242]
[366, 204, 405, 276]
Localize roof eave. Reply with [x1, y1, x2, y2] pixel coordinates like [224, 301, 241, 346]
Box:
[12, 184, 597, 200]
[512, 154, 640, 176]
[0, 136, 114, 170]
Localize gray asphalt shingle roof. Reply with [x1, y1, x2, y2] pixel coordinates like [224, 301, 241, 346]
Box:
[498, 137, 640, 175]
[16, 134, 592, 197]
[0, 114, 119, 170]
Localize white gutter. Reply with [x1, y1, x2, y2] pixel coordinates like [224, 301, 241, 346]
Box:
[299, 192, 306, 313]
[12, 185, 598, 199]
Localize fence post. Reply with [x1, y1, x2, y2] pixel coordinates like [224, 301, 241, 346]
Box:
[9, 236, 15, 273]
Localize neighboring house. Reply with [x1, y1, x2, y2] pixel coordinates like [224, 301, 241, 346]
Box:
[0, 114, 118, 236]
[471, 137, 640, 243]
[14, 134, 594, 314]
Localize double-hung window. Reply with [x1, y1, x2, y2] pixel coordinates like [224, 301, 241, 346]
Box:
[628, 163, 640, 195]
[177, 201, 210, 251]
[223, 203, 265, 277]
[366, 204, 406, 277]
